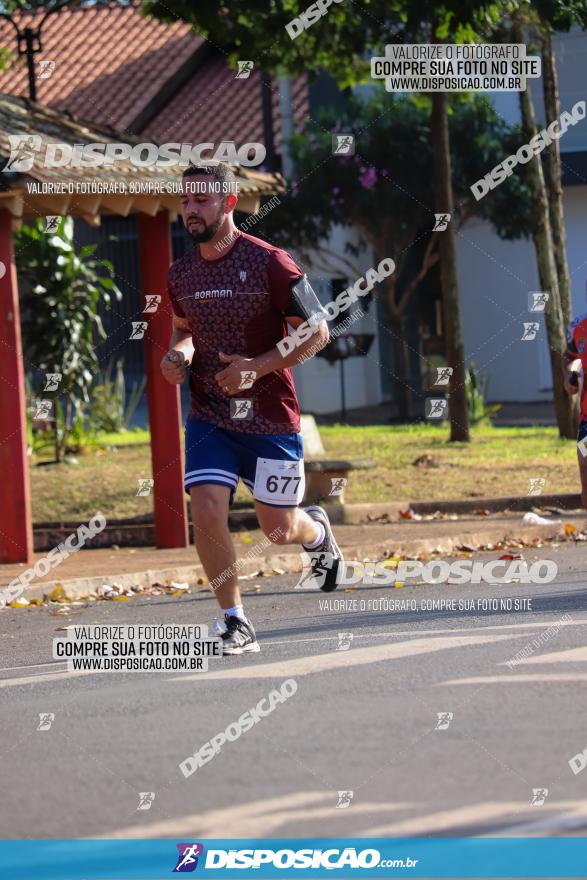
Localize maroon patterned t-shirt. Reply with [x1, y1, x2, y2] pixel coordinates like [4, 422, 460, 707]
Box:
[166, 231, 303, 434]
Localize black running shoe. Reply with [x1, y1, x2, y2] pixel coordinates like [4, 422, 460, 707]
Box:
[220, 615, 260, 655]
[303, 505, 344, 592]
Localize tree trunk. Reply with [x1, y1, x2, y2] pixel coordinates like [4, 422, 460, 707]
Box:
[430, 91, 470, 442]
[515, 28, 576, 439]
[541, 26, 572, 327]
[389, 313, 412, 421]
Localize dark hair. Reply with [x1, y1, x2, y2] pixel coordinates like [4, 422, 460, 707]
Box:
[182, 162, 238, 195]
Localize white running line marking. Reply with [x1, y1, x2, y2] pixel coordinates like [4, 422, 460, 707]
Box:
[171, 633, 529, 682]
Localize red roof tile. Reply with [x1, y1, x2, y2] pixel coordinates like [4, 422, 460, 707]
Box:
[0, 0, 201, 133]
[143, 53, 309, 149]
[0, 1, 309, 153]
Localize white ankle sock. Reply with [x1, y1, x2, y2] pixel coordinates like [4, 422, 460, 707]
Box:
[303, 521, 325, 550]
[224, 604, 248, 624]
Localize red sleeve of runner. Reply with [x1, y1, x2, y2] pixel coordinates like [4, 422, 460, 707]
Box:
[267, 248, 304, 313]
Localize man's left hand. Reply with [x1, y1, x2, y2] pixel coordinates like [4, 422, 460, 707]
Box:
[215, 352, 258, 395]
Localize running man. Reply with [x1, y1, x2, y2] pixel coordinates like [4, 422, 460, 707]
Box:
[564, 302, 587, 510]
[160, 163, 344, 654]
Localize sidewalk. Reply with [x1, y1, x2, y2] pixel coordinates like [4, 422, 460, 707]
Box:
[2, 510, 585, 604]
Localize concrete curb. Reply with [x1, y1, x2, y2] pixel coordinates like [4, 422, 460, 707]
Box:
[30, 494, 583, 551]
[17, 520, 570, 603]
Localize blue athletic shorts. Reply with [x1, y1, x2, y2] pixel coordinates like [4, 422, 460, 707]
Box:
[578, 421, 587, 444]
[184, 418, 305, 507]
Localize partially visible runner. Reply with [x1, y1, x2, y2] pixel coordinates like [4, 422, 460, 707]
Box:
[160, 163, 344, 655]
[564, 299, 587, 510]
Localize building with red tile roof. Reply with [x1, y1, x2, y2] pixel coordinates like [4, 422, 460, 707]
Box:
[0, 0, 309, 155]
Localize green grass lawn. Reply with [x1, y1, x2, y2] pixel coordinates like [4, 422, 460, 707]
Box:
[30, 424, 580, 523]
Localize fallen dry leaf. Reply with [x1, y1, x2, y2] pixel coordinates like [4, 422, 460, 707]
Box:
[46, 584, 64, 602]
[7, 596, 29, 608]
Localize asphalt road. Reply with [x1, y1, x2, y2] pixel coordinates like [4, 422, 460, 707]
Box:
[1, 544, 587, 841]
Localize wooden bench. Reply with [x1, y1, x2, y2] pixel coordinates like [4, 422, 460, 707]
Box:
[303, 458, 376, 505]
[299, 415, 375, 504]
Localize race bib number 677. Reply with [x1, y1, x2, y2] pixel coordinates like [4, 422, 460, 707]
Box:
[253, 457, 305, 506]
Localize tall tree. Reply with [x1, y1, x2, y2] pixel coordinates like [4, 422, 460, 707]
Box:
[531, 0, 587, 328]
[511, 19, 575, 439]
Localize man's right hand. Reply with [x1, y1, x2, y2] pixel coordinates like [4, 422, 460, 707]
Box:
[161, 349, 189, 384]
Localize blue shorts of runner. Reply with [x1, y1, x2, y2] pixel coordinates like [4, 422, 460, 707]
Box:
[184, 418, 305, 508]
[578, 421, 587, 446]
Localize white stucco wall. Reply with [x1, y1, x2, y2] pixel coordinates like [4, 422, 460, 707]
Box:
[457, 186, 587, 402]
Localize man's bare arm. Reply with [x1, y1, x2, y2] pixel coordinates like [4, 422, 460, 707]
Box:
[161, 314, 195, 384]
[252, 316, 329, 377]
[213, 316, 329, 395]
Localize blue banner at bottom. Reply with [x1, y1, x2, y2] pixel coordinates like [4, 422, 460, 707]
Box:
[1, 838, 587, 879]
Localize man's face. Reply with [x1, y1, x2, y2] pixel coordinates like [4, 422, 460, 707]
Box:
[180, 176, 226, 243]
